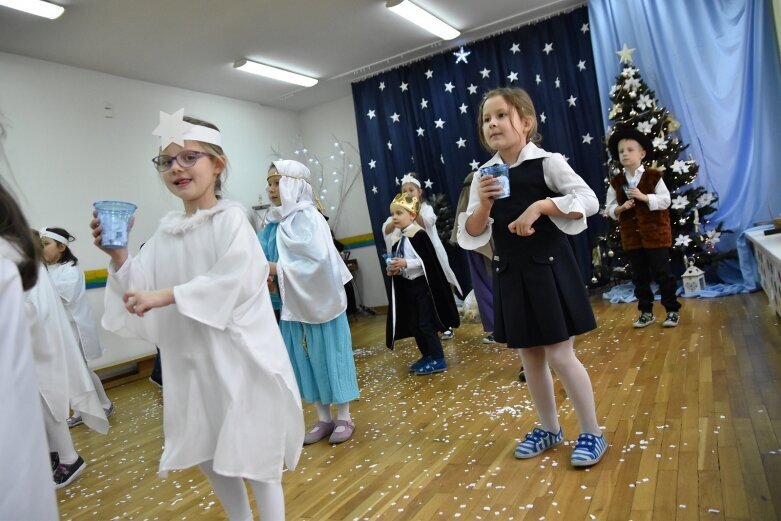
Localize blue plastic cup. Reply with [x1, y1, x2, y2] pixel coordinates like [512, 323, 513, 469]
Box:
[94, 200, 137, 249]
[382, 252, 394, 266]
[479, 163, 511, 199]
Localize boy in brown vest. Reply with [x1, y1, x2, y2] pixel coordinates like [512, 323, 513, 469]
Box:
[605, 126, 681, 328]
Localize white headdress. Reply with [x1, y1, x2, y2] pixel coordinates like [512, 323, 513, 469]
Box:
[266, 160, 321, 222]
[39, 227, 70, 245]
[400, 173, 421, 188]
[152, 108, 222, 149]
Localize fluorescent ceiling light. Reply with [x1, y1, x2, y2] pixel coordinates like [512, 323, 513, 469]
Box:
[0, 0, 64, 19]
[233, 59, 318, 87]
[386, 0, 459, 41]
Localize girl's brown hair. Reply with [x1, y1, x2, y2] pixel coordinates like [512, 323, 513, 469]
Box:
[477, 87, 542, 151]
[183, 116, 229, 198]
[0, 182, 39, 290]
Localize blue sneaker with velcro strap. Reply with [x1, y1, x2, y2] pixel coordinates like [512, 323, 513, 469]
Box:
[514, 427, 563, 459]
[570, 432, 608, 467]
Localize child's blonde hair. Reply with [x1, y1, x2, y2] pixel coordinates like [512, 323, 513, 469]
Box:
[477, 88, 541, 151]
[183, 116, 229, 197]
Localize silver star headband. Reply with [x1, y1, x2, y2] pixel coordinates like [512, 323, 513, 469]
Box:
[152, 108, 222, 149]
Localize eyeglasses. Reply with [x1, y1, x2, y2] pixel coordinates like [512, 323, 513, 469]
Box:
[151, 150, 214, 172]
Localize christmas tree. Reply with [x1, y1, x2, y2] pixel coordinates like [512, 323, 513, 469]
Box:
[592, 44, 733, 285]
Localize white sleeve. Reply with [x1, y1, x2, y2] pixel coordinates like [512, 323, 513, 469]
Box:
[419, 204, 437, 229]
[456, 173, 493, 250]
[543, 154, 599, 235]
[605, 185, 620, 220]
[382, 216, 400, 254]
[102, 241, 159, 342]
[173, 209, 265, 330]
[647, 178, 671, 211]
[50, 264, 81, 304]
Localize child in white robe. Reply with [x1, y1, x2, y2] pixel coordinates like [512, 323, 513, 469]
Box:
[40, 227, 114, 424]
[0, 181, 58, 520]
[25, 259, 109, 489]
[92, 111, 303, 521]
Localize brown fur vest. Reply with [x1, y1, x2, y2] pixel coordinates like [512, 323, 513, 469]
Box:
[610, 168, 672, 250]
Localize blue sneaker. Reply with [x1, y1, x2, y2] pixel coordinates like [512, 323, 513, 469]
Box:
[409, 357, 430, 372]
[571, 433, 608, 467]
[514, 427, 563, 459]
[414, 358, 447, 375]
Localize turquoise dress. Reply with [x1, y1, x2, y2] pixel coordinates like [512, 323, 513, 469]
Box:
[257, 223, 359, 405]
[257, 223, 282, 311]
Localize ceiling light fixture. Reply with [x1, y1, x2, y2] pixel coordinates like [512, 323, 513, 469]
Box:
[233, 59, 318, 87]
[386, 0, 459, 41]
[0, 0, 64, 19]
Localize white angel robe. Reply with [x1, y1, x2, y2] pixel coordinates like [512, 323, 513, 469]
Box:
[0, 239, 58, 520]
[383, 202, 461, 294]
[102, 200, 304, 481]
[26, 264, 109, 434]
[48, 262, 104, 360]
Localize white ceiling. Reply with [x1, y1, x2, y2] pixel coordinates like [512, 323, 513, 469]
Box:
[0, 0, 583, 112]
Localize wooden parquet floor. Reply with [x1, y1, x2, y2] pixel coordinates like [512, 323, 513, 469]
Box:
[57, 292, 781, 520]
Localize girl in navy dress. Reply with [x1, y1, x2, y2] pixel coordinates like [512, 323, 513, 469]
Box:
[458, 87, 607, 467]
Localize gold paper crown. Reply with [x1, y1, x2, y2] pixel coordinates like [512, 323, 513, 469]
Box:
[390, 193, 420, 215]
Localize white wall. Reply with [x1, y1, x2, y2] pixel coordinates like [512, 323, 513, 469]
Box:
[297, 95, 388, 308]
[0, 52, 302, 368]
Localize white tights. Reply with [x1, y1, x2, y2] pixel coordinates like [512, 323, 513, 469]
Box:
[519, 337, 600, 435]
[41, 397, 78, 464]
[199, 460, 285, 521]
[314, 401, 351, 422]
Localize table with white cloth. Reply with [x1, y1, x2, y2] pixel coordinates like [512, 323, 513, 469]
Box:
[746, 228, 781, 317]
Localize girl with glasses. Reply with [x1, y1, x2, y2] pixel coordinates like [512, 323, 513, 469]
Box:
[91, 112, 304, 521]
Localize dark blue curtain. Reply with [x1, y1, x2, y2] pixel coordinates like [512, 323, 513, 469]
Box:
[352, 6, 607, 286]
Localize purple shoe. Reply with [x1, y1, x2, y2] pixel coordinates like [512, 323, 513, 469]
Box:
[304, 421, 335, 445]
[328, 420, 355, 444]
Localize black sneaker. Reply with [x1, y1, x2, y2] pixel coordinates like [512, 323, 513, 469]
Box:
[50, 452, 59, 472]
[54, 456, 86, 489]
[662, 312, 680, 327]
[633, 312, 656, 328]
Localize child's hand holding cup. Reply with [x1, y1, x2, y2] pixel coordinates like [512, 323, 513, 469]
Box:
[383, 252, 399, 276]
[93, 200, 137, 248]
[478, 163, 511, 200]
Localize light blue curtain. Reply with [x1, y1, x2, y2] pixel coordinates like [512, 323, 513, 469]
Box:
[589, 0, 781, 284]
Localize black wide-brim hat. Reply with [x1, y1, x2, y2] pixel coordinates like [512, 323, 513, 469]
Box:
[607, 125, 654, 161]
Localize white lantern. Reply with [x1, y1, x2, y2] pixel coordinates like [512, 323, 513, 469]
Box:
[681, 260, 706, 297]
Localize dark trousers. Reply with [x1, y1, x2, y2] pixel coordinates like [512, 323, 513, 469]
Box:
[151, 347, 162, 384]
[627, 247, 681, 314]
[398, 276, 445, 360]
